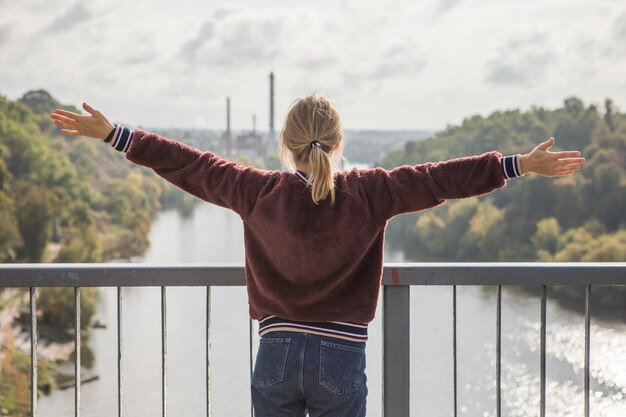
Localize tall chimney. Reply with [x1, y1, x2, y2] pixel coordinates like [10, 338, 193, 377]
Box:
[269, 72, 275, 143]
[226, 97, 231, 157]
[253, 114, 256, 133]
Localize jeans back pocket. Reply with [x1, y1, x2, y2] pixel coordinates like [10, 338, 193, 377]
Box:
[252, 337, 291, 388]
[319, 340, 365, 395]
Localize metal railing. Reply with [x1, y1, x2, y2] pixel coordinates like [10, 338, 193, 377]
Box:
[1, 262, 625, 417]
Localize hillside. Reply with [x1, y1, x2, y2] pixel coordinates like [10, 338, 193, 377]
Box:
[381, 97, 626, 308]
[0, 90, 176, 263]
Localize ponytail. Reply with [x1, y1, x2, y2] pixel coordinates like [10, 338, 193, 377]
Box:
[278, 93, 344, 205]
[308, 142, 335, 205]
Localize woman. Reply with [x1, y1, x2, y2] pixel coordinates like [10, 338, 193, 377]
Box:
[50, 94, 584, 416]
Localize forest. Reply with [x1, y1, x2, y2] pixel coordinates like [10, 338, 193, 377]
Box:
[0, 90, 170, 264]
[381, 97, 626, 307]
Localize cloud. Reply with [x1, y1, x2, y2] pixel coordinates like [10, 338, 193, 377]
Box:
[614, 10, 626, 54]
[343, 43, 426, 84]
[437, 0, 463, 15]
[615, 11, 626, 38]
[2, 0, 622, 130]
[121, 51, 156, 65]
[178, 8, 285, 68]
[180, 22, 215, 62]
[46, 2, 92, 33]
[485, 33, 554, 86]
[0, 23, 11, 45]
[486, 64, 531, 85]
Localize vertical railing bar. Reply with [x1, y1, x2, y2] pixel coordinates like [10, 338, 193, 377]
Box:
[117, 287, 123, 417]
[162, 286, 167, 417]
[453, 285, 457, 417]
[496, 285, 501, 417]
[206, 286, 212, 417]
[381, 306, 384, 417]
[249, 318, 254, 417]
[30, 287, 38, 417]
[75, 287, 81, 417]
[382, 285, 410, 416]
[540, 285, 546, 417]
[584, 285, 591, 417]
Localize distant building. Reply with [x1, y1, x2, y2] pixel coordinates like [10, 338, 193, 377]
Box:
[220, 72, 276, 160]
[235, 115, 264, 160]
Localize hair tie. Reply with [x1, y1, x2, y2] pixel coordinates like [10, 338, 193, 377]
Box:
[310, 140, 321, 149]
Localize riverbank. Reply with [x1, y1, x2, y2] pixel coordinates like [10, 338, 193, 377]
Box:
[0, 288, 105, 416]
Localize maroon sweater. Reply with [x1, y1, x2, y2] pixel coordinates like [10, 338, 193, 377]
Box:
[125, 129, 508, 324]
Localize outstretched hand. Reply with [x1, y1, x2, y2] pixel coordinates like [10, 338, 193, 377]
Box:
[519, 137, 585, 176]
[49, 103, 114, 140]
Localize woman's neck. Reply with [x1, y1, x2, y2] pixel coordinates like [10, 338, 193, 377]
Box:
[295, 163, 309, 175]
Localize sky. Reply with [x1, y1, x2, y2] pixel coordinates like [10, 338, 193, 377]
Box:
[1, 0, 625, 130]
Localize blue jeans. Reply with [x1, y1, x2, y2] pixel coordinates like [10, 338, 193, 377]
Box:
[251, 331, 368, 417]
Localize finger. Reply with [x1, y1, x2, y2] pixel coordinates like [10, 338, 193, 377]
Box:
[560, 164, 581, 171]
[50, 113, 78, 125]
[550, 150, 582, 158]
[537, 137, 555, 151]
[556, 157, 586, 165]
[555, 165, 581, 173]
[60, 129, 80, 136]
[558, 163, 585, 171]
[51, 115, 78, 127]
[83, 102, 100, 117]
[53, 108, 85, 119]
[557, 170, 577, 176]
[53, 119, 78, 130]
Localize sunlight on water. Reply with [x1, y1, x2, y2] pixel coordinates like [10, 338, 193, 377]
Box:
[506, 318, 626, 417]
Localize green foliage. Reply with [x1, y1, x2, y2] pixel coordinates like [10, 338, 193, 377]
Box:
[103, 172, 161, 232]
[532, 217, 561, 254]
[16, 185, 52, 262]
[0, 191, 22, 261]
[37, 287, 99, 333]
[0, 91, 167, 263]
[57, 225, 102, 262]
[382, 97, 626, 264]
[555, 227, 626, 262]
[0, 327, 55, 416]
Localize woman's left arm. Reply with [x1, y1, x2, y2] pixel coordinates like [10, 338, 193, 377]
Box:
[50, 103, 271, 216]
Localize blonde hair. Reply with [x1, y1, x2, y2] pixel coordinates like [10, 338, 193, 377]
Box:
[279, 93, 344, 205]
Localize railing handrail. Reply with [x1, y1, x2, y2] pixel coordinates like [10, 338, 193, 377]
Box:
[1, 262, 625, 287]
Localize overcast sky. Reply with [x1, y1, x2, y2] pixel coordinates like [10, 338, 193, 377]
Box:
[1, 0, 624, 130]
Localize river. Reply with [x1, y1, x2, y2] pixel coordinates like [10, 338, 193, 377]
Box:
[38, 181, 626, 417]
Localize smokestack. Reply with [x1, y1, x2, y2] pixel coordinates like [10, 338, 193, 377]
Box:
[253, 114, 256, 133]
[226, 97, 231, 157]
[269, 72, 275, 143]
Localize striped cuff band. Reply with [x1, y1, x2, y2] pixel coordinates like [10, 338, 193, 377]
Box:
[110, 125, 133, 153]
[502, 154, 525, 179]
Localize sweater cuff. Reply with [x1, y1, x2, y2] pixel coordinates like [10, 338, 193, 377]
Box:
[501, 154, 525, 179]
[109, 125, 134, 153]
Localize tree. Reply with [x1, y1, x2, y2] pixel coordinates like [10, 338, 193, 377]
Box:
[38, 287, 99, 333]
[16, 185, 52, 262]
[604, 98, 616, 132]
[0, 191, 22, 261]
[532, 217, 561, 255]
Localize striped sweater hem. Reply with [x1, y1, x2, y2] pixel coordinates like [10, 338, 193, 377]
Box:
[258, 315, 368, 343]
